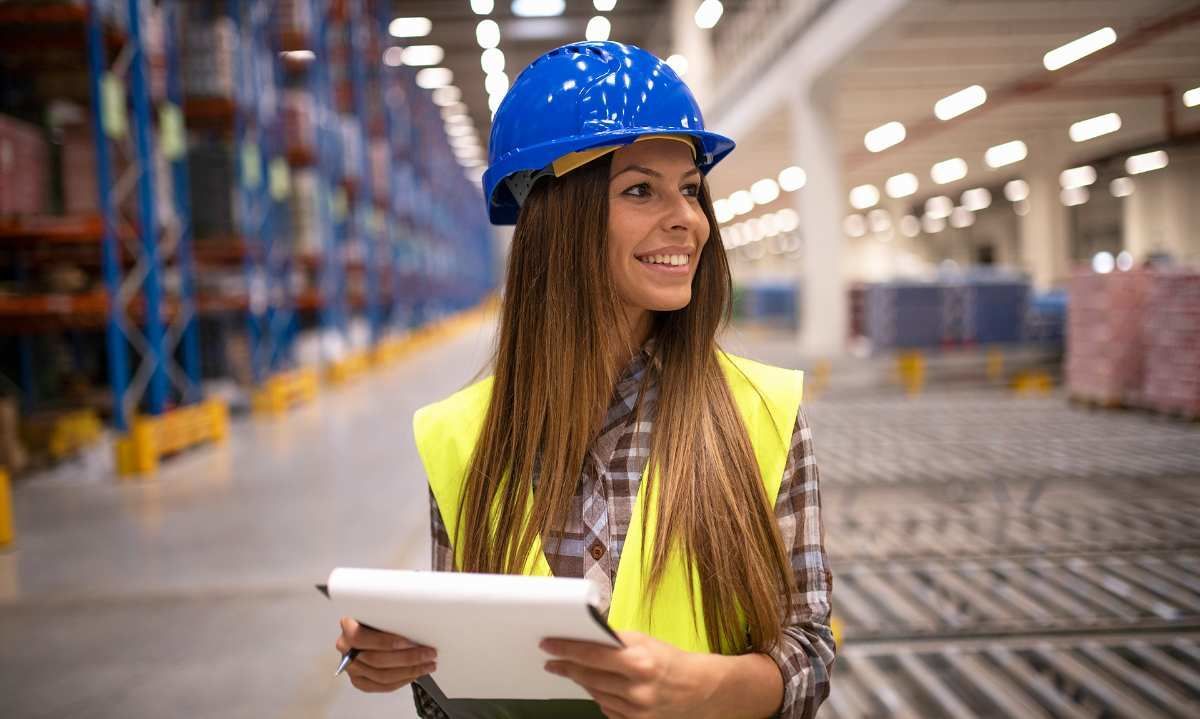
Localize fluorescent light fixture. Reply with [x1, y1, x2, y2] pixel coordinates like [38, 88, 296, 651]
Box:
[922, 214, 946, 234]
[471, 0, 495, 14]
[401, 45, 444, 67]
[431, 86, 462, 106]
[1125, 150, 1168, 175]
[1092, 251, 1115, 274]
[1186, 87, 1200, 108]
[729, 190, 754, 215]
[843, 214, 866, 238]
[1004, 179, 1029, 203]
[488, 93, 503, 112]
[389, 17, 431, 38]
[899, 215, 920, 238]
[415, 68, 453, 89]
[849, 184, 880, 210]
[867, 208, 891, 233]
[382, 47, 403, 67]
[1069, 112, 1121, 142]
[1043, 27, 1116, 71]
[665, 54, 689, 77]
[925, 195, 954, 219]
[961, 187, 992, 212]
[512, 0, 565, 17]
[776, 208, 799, 233]
[931, 157, 967, 185]
[453, 144, 482, 159]
[449, 133, 479, 149]
[485, 72, 510, 96]
[950, 206, 975, 229]
[1110, 176, 1134, 198]
[1061, 186, 1090, 207]
[934, 85, 987, 121]
[714, 199, 734, 224]
[595, 0, 617, 9]
[985, 140, 1027, 168]
[444, 113, 472, 128]
[760, 213, 781, 238]
[476, 20, 500, 48]
[1059, 165, 1097, 189]
[885, 172, 918, 199]
[445, 124, 474, 138]
[695, 0, 723, 29]
[778, 166, 807, 191]
[864, 121, 906, 153]
[440, 102, 468, 120]
[1117, 251, 1134, 271]
[481, 48, 505, 74]
[1013, 200, 1030, 216]
[751, 178, 780, 205]
[586, 16, 611, 41]
[282, 49, 315, 62]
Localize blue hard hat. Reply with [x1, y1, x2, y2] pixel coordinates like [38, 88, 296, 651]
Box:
[483, 40, 735, 225]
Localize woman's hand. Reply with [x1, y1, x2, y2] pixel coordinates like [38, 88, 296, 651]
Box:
[540, 631, 716, 719]
[336, 616, 438, 693]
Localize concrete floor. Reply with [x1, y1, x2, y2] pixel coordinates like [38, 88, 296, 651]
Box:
[3, 318, 1198, 718]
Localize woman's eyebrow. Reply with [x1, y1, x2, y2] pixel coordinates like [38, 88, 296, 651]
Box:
[611, 165, 702, 181]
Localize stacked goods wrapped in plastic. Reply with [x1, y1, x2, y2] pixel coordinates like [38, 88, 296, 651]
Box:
[275, 0, 312, 38]
[281, 90, 315, 157]
[289, 169, 320, 256]
[339, 115, 363, 181]
[369, 139, 389, 204]
[0, 114, 48, 217]
[181, 16, 236, 99]
[865, 281, 946, 349]
[1142, 269, 1200, 417]
[963, 272, 1029, 345]
[186, 138, 236, 239]
[1066, 269, 1149, 405]
[61, 121, 100, 214]
[1025, 291, 1067, 347]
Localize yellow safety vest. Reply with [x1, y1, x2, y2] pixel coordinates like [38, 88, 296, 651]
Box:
[412, 351, 803, 654]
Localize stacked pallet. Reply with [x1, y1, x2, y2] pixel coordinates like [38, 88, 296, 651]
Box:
[1065, 269, 1149, 406]
[964, 275, 1028, 345]
[0, 114, 48, 217]
[289, 169, 320, 256]
[181, 15, 236, 99]
[281, 90, 315, 156]
[865, 281, 947, 349]
[187, 138, 237, 239]
[1142, 270, 1200, 417]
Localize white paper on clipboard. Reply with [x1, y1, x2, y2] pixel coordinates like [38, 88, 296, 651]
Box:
[321, 568, 623, 700]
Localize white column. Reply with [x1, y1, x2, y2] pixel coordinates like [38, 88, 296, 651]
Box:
[1124, 145, 1200, 263]
[789, 79, 847, 356]
[670, 0, 713, 107]
[1019, 133, 1071, 290]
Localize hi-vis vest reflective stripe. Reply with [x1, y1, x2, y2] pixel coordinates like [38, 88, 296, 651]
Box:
[412, 352, 803, 655]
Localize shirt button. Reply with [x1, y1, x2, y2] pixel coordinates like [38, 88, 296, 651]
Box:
[589, 541, 606, 560]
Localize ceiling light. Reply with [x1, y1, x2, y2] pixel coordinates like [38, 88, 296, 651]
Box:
[695, 0, 723, 29]
[1186, 87, 1200, 108]
[454, 144, 482, 159]
[1110, 177, 1134, 198]
[1043, 27, 1116, 71]
[481, 48, 505, 74]
[776, 208, 799, 233]
[729, 190, 754, 215]
[444, 114, 472, 129]
[476, 20, 500, 48]
[1013, 200, 1030, 216]
[594, 0, 617, 9]
[778, 166, 807, 191]
[864, 121, 905, 153]
[925, 195, 953, 219]
[885, 172, 918, 199]
[282, 50, 315, 62]
[1117, 251, 1134, 271]
[867, 208, 891, 233]
[1061, 186, 1090, 207]
[899, 215, 920, 238]
[389, 17, 432, 38]
[760, 213, 781, 238]
[431, 86, 462, 106]
[382, 47, 404, 67]
[445, 124, 474, 138]
[950, 206, 975, 229]
[416, 68, 453, 89]
[586, 16, 611, 41]
[441, 102, 468, 120]
[485, 72, 510, 96]
[922, 214, 946, 234]
[665, 54, 689, 76]
[449, 133, 479, 149]
[401, 45, 444, 67]
[1069, 112, 1121, 142]
[934, 85, 987, 121]
[1092, 251, 1115, 274]
[488, 93, 503, 112]
[931, 157, 967, 185]
[472, 0, 494, 14]
[512, 0, 565, 18]
[714, 199, 734, 224]
[985, 140, 1027, 168]
[1125, 150, 1168, 175]
[1004, 179, 1029, 203]
[961, 188, 991, 212]
[849, 184, 879, 210]
[751, 178, 780, 205]
[1059, 165, 1097, 189]
[843, 214, 866, 238]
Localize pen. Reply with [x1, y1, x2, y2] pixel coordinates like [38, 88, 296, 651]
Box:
[318, 583, 371, 678]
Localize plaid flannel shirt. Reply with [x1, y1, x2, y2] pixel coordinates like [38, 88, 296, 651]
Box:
[414, 342, 835, 718]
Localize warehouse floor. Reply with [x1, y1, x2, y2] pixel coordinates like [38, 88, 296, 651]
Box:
[2, 318, 1198, 718]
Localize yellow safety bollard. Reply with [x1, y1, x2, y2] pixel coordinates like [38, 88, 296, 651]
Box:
[896, 351, 926, 396]
[0, 470, 13, 547]
[986, 348, 1005, 383]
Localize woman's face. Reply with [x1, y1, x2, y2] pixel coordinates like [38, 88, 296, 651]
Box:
[606, 139, 710, 316]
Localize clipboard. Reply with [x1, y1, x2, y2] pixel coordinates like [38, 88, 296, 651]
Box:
[318, 568, 622, 701]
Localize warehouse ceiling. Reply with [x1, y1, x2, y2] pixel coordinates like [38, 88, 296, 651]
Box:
[704, 0, 1200, 219]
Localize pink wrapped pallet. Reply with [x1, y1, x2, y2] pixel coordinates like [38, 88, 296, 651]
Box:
[1066, 269, 1150, 405]
[281, 90, 316, 157]
[1143, 269, 1200, 418]
[0, 113, 49, 217]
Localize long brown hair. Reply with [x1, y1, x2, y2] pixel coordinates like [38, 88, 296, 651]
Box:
[456, 154, 795, 654]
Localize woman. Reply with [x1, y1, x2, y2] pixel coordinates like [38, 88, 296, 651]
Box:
[334, 41, 835, 719]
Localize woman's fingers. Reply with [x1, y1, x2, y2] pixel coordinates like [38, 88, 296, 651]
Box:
[355, 646, 438, 670]
[338, 616, 418, 651]
[347, 658, 437, 687]
[546, 660, 632, 696]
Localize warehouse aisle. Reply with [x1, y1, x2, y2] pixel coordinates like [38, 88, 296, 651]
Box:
[0, 318, 498, 719]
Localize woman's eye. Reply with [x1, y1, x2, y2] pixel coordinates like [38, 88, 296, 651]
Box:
[682, 184, 700, 197]
[623, 183, 651, 197]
